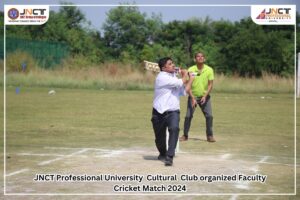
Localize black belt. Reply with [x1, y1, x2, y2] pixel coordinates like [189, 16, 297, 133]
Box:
[163, 110, 179, 115]
[153, 108, 179, 116]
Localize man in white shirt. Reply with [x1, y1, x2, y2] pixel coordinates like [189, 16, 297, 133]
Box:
[151, 57, 194, 166]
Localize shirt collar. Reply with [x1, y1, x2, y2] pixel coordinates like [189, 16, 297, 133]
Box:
[195, 64, 207, 73]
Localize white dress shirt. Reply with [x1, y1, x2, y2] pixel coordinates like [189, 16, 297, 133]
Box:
[153, 71, 186, 114]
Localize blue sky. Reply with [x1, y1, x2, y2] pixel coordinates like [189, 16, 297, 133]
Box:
[2, 0, 299, 31]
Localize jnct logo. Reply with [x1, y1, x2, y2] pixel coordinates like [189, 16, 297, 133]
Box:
[8, 8, 19, 20]
[20, 8, 47, 16]
[256, 9, 266, 19]
[251, 5, 295, 25]
[256, 8, 291, 20]
[19, 8, 47, 19]
[266, 8, 291, 14]
[5, 5, 49, 25]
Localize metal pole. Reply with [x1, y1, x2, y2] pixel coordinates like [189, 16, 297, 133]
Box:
[297, 53, 300, 98]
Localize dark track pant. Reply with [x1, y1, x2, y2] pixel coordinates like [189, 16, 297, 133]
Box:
[151, 108, 180, 157]
[183, 95, 213, 138]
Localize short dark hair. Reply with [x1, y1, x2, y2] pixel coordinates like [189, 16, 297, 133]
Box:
[158, 57, 172, 71]
[194, 52, 205, 58]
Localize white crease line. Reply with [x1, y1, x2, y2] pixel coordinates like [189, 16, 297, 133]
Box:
[258, 156, 269, 163]
[97, 151, 123, 158]
[6, 168, 29, 177]
[230, 195, 239, 200]
[259, 161, 297, 167]
[234, 182, 250, 190]
[18, 153, 87, 158]
[44, 146, 92, 150]
[180, 151, 294, 160]
[95, 149, 144, 153]
[220, 153, 231, 160]
[18, 153, 65, 157]
[249, 165, 259, 173]
[44, 146, 148, 153]
[38, 149, 89, 166]
[43, 147, 296, 164]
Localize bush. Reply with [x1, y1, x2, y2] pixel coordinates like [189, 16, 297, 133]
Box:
[6, 50, 38, 73]
[60, 54, 95, 69]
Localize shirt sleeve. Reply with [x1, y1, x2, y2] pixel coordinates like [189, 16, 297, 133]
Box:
[179, 85, 186, 96]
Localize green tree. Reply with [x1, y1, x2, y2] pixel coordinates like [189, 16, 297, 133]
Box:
[211, 20, 236, 73]
[159, 17, 212, 61]
[225, 18, 267, 76]
[224, 18, 294, 77]
[59, 3, 86, 29]
[141, 43, 170, 63]
[3, 5, 298, 75]
[156, 17, 214, 66]
[103, 6, 149, 61]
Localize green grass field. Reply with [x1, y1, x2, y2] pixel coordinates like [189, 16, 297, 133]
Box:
[1, 86, 299, 200]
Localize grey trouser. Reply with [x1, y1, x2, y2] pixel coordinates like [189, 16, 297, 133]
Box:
[151, 108, 180, 157]
[183, 95, 213, 137]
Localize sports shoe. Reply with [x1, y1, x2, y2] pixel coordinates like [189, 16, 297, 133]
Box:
[165, 156, 173, 166]
[207, 136, 216, 142]
[179, 135, 188, 141]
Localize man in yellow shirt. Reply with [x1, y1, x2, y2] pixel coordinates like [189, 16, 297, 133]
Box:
[180, 52, 216, 142]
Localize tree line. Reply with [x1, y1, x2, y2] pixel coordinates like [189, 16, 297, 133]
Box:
[1, 5, 299, 77]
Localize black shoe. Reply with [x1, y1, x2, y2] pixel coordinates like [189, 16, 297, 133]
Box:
[158, 154, 166, 161]
[165, 156, 173, 166]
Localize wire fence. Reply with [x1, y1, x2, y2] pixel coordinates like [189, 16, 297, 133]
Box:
[0, 37, 69, 69]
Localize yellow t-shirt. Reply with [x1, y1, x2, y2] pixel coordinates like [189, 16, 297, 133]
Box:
[188, 64, 214, 97]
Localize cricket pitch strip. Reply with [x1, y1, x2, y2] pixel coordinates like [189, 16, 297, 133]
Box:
[4, 146, 295, 195]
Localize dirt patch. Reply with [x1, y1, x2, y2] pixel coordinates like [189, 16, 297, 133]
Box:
[5, 147, 295, 195]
